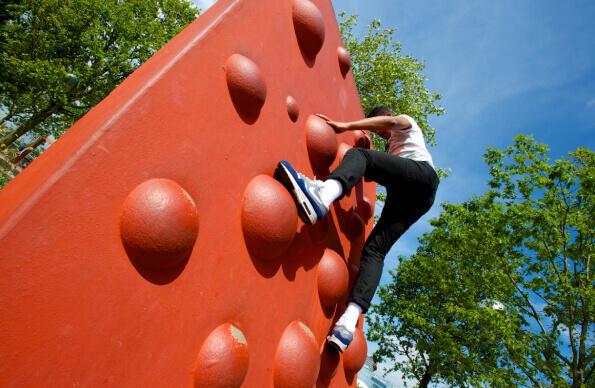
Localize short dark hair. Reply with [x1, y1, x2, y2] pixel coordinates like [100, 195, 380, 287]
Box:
[366, 105, 392, 117]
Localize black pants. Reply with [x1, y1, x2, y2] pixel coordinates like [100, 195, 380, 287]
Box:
[327, 148, 439, 313]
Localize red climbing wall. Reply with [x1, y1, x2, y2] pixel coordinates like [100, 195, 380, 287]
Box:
[0, 0, 375, 386]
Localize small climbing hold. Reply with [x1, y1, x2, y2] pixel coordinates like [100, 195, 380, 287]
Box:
[353, 130, 370, 149]
[286, 96, 300, 122]
[337, 142, 353, 164]
[337, 46, 351, 77]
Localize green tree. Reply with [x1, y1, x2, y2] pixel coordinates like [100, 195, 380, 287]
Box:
[368, 135, 594, 387]
[369, 196, 526, 387]
[338, 13, 444, 151]
[0, 0, 198, 150]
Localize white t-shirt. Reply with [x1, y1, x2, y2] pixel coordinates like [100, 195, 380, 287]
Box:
[387, 114, 434, 168]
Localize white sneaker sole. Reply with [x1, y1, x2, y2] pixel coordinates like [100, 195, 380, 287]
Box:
[277, 163, 318, 225]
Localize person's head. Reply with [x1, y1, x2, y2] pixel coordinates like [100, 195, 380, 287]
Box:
[366, 105, 393, 140]
[366, 105, 393, 118]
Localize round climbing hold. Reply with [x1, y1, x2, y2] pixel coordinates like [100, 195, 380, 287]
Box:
[359, 195, 374, 222]
[317, 343, 340, 385]
[194, 324, 249, 388]
[241, 175, 297, 260]
[292, 0, 325, 61]
[120, 178, 198, 270]
[305, 114, 337, 173]
[337, 46, 351, 77]
[225, 53, 267, 123]
[343, 327, 368, 374]
[274, 321, 321, 387]
[317, 249, 349, 309]
[353, 130, 370, 149]
[348, 262, 360, 288]
[337, 142, 352, 164]
[346, 211, 365, 240]
[286, 96, 300, 122]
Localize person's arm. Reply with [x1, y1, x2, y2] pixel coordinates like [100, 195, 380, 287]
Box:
[316, 113, 411, 133]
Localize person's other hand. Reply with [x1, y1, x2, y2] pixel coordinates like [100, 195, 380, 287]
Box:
[315, 113, 349, 133]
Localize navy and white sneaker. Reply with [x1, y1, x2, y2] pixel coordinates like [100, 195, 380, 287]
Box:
[326, 324, 353, 352]
[274, 160, 328, 225]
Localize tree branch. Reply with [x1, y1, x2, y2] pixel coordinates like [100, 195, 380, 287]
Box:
[401, 345, 422, 382]
[0, 102, 60, 147]
[505, 271, 573, 368]
[505, 343, 544, 388]
[577, 289, 590, 383]
[585, 360, 594, 382]
[519, 363, 543, 388]
[539, 233, 564, 285]
[0, 110, 16, 126]
[528, 287, 553, 307]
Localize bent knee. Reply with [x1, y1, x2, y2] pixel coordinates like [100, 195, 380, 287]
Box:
[345, 147, 367, 159]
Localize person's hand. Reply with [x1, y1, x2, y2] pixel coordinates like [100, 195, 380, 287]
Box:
[315, 113, 349, 133]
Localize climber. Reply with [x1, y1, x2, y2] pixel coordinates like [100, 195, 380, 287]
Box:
[274, 106, 439, 352]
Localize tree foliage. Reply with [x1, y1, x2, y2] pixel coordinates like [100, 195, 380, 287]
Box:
[338, 13, 444, 151]
[0, 0, 198, 150]
[368, 135, 594, 387]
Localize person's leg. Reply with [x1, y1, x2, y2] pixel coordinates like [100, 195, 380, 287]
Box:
[275, 149, 429, 225]
[328, 161, 439, 351]
[333, 190, 410, 331]
[327, 189, 414, 351]
[348, 196, 414, 312]
[318, 178, 342, 208]
[349, 162, 438, 311]
[326, 148, 432, 199]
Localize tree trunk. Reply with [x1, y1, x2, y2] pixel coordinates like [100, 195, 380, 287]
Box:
[419, 368, 432, 388]
[0, 103, 58, 147]
[574, 296, 589, 388]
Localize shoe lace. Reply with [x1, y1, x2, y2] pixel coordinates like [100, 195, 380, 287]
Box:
[300, 174, 326, 194]
[298, 172, 319, 186]
[298, 172, 312, 182]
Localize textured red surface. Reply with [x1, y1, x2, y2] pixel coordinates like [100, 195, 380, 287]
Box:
[0, 0, 375, 386]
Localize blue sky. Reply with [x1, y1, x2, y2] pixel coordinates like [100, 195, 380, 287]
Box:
[331, 1, 595, 384]
[196, 0, 595, 385]
[330, 1, 595, 384]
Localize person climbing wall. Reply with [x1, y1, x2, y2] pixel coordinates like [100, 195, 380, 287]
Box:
[275, 105, 439, 352]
